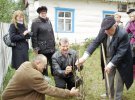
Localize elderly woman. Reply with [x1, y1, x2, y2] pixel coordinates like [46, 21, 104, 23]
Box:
[126, 9, 135, 79]
[31, 6, 56, 76]
[114, 12, 123, 27]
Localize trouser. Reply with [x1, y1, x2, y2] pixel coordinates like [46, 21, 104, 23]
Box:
[39, 52, 54, 76]
[133, 57, 135, 80]
[133, 65, 135, 80]
[54, 76, 75, 90]
[105, 68, 124, 100]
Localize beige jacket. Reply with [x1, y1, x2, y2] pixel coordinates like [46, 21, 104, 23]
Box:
[2, 62, 71, 100]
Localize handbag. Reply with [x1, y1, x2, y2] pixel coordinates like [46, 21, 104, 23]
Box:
[3, 33, 16, 47]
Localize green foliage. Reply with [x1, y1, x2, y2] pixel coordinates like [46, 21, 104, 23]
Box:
[1, 46, 135, 100]
[83, 38, 93, 49]
[0, 0, 25, 23]
[0, 66, 15, 93]
[2, 66, 15, 89]
[70, 43, 80, 50]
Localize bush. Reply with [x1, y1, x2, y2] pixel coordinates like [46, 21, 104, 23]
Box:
[70, 43, 80, 50]
[83, 38, 93, 48]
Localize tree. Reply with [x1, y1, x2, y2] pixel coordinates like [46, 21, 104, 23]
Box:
[0, 0, 25, 23]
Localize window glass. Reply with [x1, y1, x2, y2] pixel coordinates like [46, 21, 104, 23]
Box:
[58, 19, 64, 31]
[58, 12, 64, 17]
[55, 8, 74, 33]
[65, 12, 71, 17]
[65, 19, 71, 31]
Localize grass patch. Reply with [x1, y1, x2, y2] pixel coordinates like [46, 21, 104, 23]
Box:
[2, 67, 15, 90]
[1, 47, 135, 100]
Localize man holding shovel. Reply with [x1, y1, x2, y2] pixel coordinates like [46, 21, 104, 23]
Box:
[75, 16, 133, 100]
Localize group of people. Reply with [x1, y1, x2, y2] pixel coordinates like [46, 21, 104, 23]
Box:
[1, 6, 135, 100]
[2, 6, 81, 100]
[76, 9, 135, 100]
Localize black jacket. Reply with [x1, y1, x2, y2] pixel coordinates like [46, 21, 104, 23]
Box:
[31, 17, 55, 54]
[52, 50, 78, 78]
[9, 23, 29, 69]
[86, 26, 133, 90]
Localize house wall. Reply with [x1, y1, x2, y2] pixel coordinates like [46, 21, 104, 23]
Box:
[28, 0, 129, 43]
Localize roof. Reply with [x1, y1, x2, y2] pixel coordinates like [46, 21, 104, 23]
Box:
[105, 0, 135, 3]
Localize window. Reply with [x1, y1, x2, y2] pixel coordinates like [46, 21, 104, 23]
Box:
[118, 4, 127, 12]
[103, 11, 116, 18]
[55, 7, 75, 33]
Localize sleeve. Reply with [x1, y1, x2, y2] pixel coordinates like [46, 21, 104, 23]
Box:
[52, 54, 67, 78]
[29, 73, 71, 98]
[111, 33, 130, 66]
[81, 51, 89, 60]
[126, 23, 131, 34]
[86, 29, 106, 55]
[31, 21, 39, 49]
[9, 24, 25, 42]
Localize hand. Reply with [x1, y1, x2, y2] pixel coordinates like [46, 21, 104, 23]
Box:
[65, 66, 72, 74]
[105, 62, 113, 74]
[23, 30, 29, 35]
[75, 57, 85, 69]
[70, 87, 80, 96]
[105, 66, 111, 74]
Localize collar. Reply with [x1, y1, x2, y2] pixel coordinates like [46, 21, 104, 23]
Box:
[57, 50, 72, 58]
[38, 16, 48, 22]
[113, 26, 119, 38]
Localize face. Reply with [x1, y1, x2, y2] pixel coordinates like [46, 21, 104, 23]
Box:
[114, 15, 121, 22]
[129, 14, 135, 21]
[36, 61, 46, 73]
[59, 42, 69, 56]
[16, 14, 24, 22]
[39, 11, 47, 19]
[105, 25, 116, 36]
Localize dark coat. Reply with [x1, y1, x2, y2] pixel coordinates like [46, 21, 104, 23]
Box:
[86, 26, 133, 90]
[9, 23, 29, 69]
[31, 17, 55, 54]
[52, 49, 77, 78]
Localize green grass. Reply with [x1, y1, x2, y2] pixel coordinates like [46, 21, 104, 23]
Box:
[1, 47, 135, 100]
[0, 66, 15, 100]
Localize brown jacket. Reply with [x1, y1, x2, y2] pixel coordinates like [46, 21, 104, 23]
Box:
[2, 62, 71, 100]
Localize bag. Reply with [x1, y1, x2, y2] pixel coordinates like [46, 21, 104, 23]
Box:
[3, 33, 16, 47]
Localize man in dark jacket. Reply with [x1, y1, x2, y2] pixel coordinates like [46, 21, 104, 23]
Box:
[52, 37, 82, 90]
[31, 6, 55, 76]
[75, 16, 133, 100]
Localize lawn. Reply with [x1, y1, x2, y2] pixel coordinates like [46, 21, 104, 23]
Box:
[0, 45, 135, 100]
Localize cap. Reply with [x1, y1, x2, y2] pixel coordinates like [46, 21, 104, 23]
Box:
[127, 9, 135, 14]
[101, 16, 116, 30]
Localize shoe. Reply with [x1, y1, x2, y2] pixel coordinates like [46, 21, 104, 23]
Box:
[100, 93, 108, 99]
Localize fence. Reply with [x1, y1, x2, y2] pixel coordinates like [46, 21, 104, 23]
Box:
[0, 22, 11, 91]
